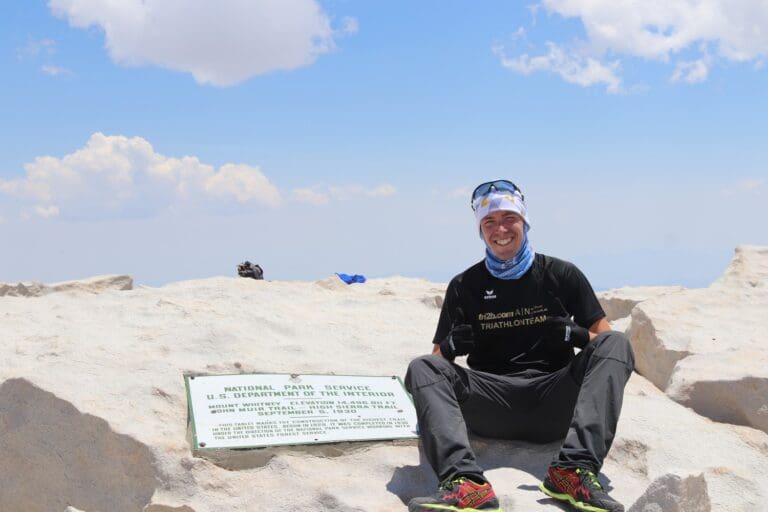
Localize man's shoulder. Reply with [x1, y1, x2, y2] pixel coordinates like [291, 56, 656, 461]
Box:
[449, 260, 487, 287]
[534, 253, 580, 275]
[533, 253, 597, 296]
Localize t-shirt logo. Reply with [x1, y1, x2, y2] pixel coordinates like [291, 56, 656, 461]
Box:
[484, 289, 496, 300]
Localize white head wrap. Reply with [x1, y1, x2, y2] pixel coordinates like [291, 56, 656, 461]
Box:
[472, 189, 530, 229]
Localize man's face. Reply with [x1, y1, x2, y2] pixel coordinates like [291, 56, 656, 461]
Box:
[480, 210, 525, 260]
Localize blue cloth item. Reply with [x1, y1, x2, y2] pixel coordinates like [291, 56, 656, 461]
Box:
[484, 227, 535, 280]
[335, 273, 367, 284]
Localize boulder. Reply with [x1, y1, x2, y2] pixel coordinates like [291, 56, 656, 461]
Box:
[49, 274, 133, 294]
[628, 246, 768, 435]
[598, 286, 685, 322]
[666, 352, 768, 434]
[0, 274, 133, 297]
[626, 473, 710, 512]
[0, 281, 48, 297]
[613, 376, 767, 511]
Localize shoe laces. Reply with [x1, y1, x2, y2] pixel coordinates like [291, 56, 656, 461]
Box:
[439, 477, 467, 491]
[576, 469, 603, 491]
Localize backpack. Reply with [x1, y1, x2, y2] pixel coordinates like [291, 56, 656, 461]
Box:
[237, 261, 264, 280]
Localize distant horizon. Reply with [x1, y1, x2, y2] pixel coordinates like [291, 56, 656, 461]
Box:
[2, 2, 766, 292]
[4, 243, 743, 294]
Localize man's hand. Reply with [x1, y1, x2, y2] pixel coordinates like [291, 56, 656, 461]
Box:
[541, 315, 590, 350]
[439, 308, 475, 360]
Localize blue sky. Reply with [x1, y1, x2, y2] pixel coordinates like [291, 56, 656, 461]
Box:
[1, 0, 766, 289]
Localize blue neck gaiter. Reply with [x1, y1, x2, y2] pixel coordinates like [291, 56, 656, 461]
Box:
[484, 227, 535, 280]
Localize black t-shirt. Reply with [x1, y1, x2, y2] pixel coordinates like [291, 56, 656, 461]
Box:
[433, 253, 605, 375]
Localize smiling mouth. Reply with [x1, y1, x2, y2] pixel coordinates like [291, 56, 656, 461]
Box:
[495, 238, 513, 246]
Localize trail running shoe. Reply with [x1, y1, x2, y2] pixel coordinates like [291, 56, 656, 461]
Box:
[408, 477, 502, 511]
[539, 466, 624, 512]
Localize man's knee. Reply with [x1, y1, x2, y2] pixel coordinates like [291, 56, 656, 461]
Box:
[590, 331, 635, 370]
[405, 354, 456, 392]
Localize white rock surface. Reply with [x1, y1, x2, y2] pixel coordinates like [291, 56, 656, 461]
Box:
[628, 246, 768, 435]
[598, 286, 685, 322]
[609, 314, 632, 334]
[1, 262, 767, 511]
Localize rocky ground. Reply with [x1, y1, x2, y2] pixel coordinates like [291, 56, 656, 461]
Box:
[1, 246, 766, 511]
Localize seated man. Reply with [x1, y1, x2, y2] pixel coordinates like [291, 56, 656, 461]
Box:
[405, 180, 634, 512]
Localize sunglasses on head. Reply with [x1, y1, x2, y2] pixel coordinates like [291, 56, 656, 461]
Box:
[470, 180, 523, 210]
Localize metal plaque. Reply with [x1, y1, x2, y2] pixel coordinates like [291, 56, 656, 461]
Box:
[185, 373, 418, 450]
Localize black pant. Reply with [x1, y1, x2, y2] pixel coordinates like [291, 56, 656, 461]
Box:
[404, 331, 634, 482]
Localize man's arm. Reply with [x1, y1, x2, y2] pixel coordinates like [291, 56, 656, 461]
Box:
[431, 276, 466, 357]
[587, 317, 612, 341]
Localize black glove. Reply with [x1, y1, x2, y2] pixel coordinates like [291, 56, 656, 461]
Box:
[439, 308, 475, 360]
[540, 316, 590, 350]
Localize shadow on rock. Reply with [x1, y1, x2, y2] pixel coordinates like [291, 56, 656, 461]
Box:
[387, 435, 619, 506]
[0, 378, 158, 512]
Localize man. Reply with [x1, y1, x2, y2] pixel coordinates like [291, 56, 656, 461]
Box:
[405, 180, 634, 512]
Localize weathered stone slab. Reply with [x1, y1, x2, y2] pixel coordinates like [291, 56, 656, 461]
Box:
[666, 352, 768, 434]
[627, 473, 710, 512]
[598, 286, 685, 321]
[0, 378, 157, 512]
[0, 274, 132, 296]
[628, 246, 768, 435]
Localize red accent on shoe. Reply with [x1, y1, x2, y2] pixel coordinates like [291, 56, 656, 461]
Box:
[448, 479, 497, 508]
[547, 467, 593, 501]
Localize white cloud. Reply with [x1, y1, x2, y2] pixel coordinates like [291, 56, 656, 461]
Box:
[16, 38, 57, 60]
[204, 164, 280, 204]
[328, 184, 397, 200]
[368, 184, 397, 197]
[0, 133, 281, 219]
[326, 185, 360, 201]
[735, 178, 765, 193]
[541, 0, 768, 61]
[48, 0, 343, 86]
[35, 205, 60, 218]
[17, 39, 73, 78]
[290, 184, 396, 205]
[40, 64, 74, 77]
[741, 179, 764, 190]
[722, 178, 765, 196]
[291, 187, 330, 205]
[447, 187, 471, 199]
[511, 27, 527, 40]
[342, 16, 359, 34]
[671, 58, 710, 83]
[501, 0, 768, 89]
[495, 42, 622, 93]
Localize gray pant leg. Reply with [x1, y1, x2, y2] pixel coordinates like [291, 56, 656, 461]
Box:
[555, 331, 635, 471]
[404, 355, 553, 481]
[405, 333, 633, 481]
[405, 355, 483, 481]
